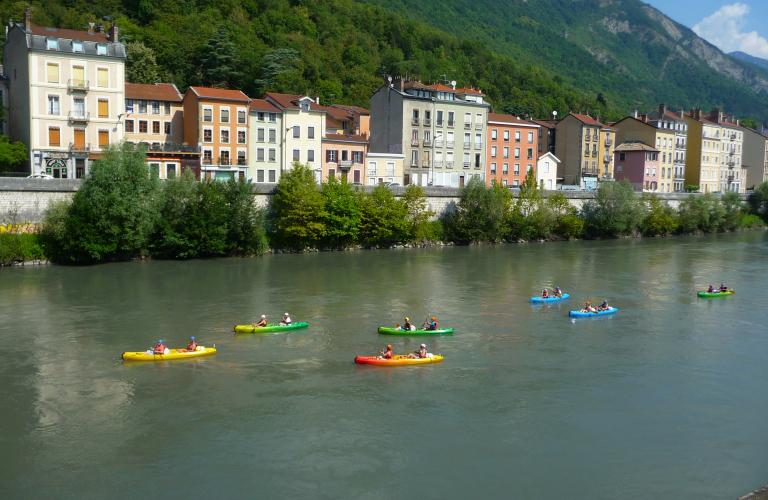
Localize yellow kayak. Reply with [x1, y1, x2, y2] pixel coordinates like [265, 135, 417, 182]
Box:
[122, 347, 216, 361]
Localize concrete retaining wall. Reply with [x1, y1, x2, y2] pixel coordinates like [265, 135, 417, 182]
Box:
[0, 178, 750, 224]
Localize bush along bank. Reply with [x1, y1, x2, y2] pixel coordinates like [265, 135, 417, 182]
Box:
[34, 145, 768, 265]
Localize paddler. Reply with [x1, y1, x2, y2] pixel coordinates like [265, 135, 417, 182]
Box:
[408, 343, 429, 359]
[580, 302, 594, 313]
[279, 313, 292, 326]
[597, 300, 610, 311]
[253, 315, 268, 327]
[378, 345, 393, 360]
[720, 283, 728, 292]
[555, 287, 563, 297]
[542, 289, 549, 299]
[187, 337, 198, 351]
[425, 316, 438, 331]
[403, 317, 412, 331]
[707, 284, 715, 293]
[154, 340, 166, 355]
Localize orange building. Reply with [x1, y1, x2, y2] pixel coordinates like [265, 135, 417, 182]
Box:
[182, 87, 251, 181]
[320, 105, 369, 182]
[486, 113, 540, 186]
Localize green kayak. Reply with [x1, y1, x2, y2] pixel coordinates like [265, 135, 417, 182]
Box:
[234, 322, 309, 333]
[697, 290, 735, 298]
[378, 326, 454, 335]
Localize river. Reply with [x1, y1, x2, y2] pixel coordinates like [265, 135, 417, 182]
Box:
[1, 232, 767, 499]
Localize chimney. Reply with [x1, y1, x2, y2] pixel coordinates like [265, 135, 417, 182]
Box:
[108, 22, 118, 43]
[692, 108, 701, 120]
[96, 21, 104, 34]
[659, 103, 666, 117]
[756, 124, 765, 134]
[392, 76, 404, 92]
[315, 96, 320, 105]
[23, 7, 31, 32]
[631, 108, 638, 119]
[710, 108, 722, 123]
[641, 114, 648, 123]
[677, 108, 684, 119]
[550, 111, 556, 120]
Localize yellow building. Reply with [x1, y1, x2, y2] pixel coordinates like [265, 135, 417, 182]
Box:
[599, 125, 617, 179]
[613, 112, 677, 192]
[683, 109, 722, 193]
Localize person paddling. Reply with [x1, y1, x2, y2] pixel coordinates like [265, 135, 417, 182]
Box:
[425, 317, 439, 331]
[597, 300, 610, 311]
[187, 337, 198, 351]
[580, 302, 595, 314]
[279, 313, 292, 326]
[555, 287, 563, 298]
[253, 315, 268, 327]
[408, 344, 429, 359]
[707, 284, 715, 293]
[154, 340, 167, 355]
[403, 317, 412, 331]
[720, 283, 728, 292]
[542, 289, 549, 299]
[378, 345, 393, 360]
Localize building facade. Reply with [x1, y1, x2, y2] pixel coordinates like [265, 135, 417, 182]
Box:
[366, 152, 405, 185]
[321, 134, 368, 183]
[536, 152, 560, 190]
[3, 9, 125, 177]
[712, 112, 745, 193]
[683, 109, 723, 193]
[182, 87, 250, 181]
[554, 113, 608, 189]
[613, 142, 661, 191]
[742, 124, 768, 190]
[645, 104, 688, 192]
[613, 113, 676, 192]
[486, 113, 539, 186]
[264, 93, 325, 181]
[249, 98, 282, 183]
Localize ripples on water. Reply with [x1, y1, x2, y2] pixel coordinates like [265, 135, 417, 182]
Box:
[1, 232, 767, 499]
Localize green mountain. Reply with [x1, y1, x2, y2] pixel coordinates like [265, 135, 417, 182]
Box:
[730, 51, 768, 71]
[2, 0, 767, 122]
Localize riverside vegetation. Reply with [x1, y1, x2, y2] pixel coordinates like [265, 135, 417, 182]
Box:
[2, 146, 766, 265]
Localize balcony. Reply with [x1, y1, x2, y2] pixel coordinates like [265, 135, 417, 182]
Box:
[68, 79, 89, 91]
[474, 164, 482, 170]
[69, 142, 90, 153]
[424, 118, 431, 127]
[423, 139, 432, 146]
[605, 138, 612, 146]
[434, 161, 443, 168]
[410, 159, 419, 167]
[446, 141, 455, 148]
[463, 162, 470, 169]
[464, 141, 471, 149]
[422, 161, 430, 168]
[68, 111, 90, 123]
[527, 154, 533, 160]
[446, 161, 454, 169]
[464, 122, 471, 129]
[411, 118, 419, 126]
[474, 143, 483, 150]
[218, 157, 231, 166]
[592, 135, 599, 141]
[411, 140, 420, 147]
[502, 170, 509, 175]
[435, 140, 443, 148]
[146, 143, 202, 154]
[592, 151, 598, 157]
[340, 160, 354, 167]
[703, 131, 720, 139]
[202, 158, 213, 165]
[604, 156, 611, 163]
[581, 168, 600, 177]
[475, 123, 483, 130]
[237, 158, 247, 166]
[447, 120, 455, 127]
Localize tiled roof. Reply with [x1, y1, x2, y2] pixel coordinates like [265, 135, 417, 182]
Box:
[126, 83, 182, 102]
[249, 99, 281, 112]
[614, 141, 658, 152]
[332, 104, 370, 116]
[530, 119, 556, 129]
[320, 106, 353, 122]
[265, 93, 319, 110]
[602, 125, 618, 131]
[612, 116, 656, 129]
[427, 83, 456, 92]
[487, 113, 539, 126]
[404, 81, 431, 90]
[28, 24, 110, 43]
[457, 87, 485, 96]
[663, 110, 686, 122]
[570, 113, 603, 126]
[189, 87, 250, 102]
[324, 133, 368, 142]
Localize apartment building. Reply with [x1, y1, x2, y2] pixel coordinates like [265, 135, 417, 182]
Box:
[683, 109, 723, 193]
[183, 86, 250, 181]
[529, 117, 556, 157]
[536, 152, 560, 190]
[554, 113, 607, 189]
[613, 142, 661, 191]
[613, 112, 676, 192]
[742, 124, 768, 190]
[645, 104, 688, 192]
[249, 98, 282, 183]
[369, 77, 490, 187]
[486, 113, 539, 186]
[710, 110, 745, 193]
[264, 93, 325, 180]
[3, 8, 125, 177]
[600, 125, 617, 181]
[320, 105, 369, 182]
[124, 83, 199, 179]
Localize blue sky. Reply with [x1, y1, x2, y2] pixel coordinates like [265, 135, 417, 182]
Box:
[643, 0, 768, 59]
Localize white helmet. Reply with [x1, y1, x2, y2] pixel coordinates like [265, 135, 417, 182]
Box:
[261, 315, 266, 318]
[420, 344, 426, 348]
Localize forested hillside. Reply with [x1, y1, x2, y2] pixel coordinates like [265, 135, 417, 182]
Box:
[2, 0, 767, 122]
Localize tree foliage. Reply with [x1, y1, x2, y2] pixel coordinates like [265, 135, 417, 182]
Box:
[0, 135, 28, 172]
[125, 41, 160, 84]
[321, 176, 361, 249]
[359, 184, 409, 246]
[269, 162, 326, 250]
[582, 180, 644, 237]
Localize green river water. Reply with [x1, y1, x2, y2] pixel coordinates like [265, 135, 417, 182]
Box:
[2, 232, 768, 499]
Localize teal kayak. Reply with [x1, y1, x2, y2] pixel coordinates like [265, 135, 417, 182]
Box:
[531, 294, 569, 303]
[378, 327, 454, 335]
[569, 308, 618, 317]
[234, 322, 309, 333]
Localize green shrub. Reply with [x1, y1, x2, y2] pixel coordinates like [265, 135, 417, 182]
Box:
[735, 213, 764, 229]
[269, 161, 326, 250]
[547, 192, 583, 239]
[676, 193, 725, 233]
[720, 191, 743, 231]
[0, 233, 45, 265]
[320, 176, 360, 249]
[749, 181, 768, 222]
[402, 184, 435, 242]
[413, 220, 445, 243]
[359, 184, 409, 246]
[582, 180, 644, 237]
[446, 177, 511, 243]
[641, 194, 678, 236]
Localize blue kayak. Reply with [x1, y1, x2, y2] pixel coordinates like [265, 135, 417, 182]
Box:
[569, 307, 618, 317]
[531, 294, 570, 303]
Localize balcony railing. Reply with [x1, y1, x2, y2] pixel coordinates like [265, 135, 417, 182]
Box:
[464, 123, 471, 129]
[435, 140, 443, 148]
[434, 161, 443, 168]
[464, 142, 471, 149]
[218, 157, 231, 166]
[423, 139, 432, 146]
[592, 151, 598, 157]
[527, 154, 533, 160]
[604, 156, 611, 163]
[146, 143, 202, 153]
[490, 169, 496, 175]
[446, 161, 454, 169]
[411, 140, 420, 147]
[605, 138, 612, 146]
[446, 141, 455, 148]
[447, 121, 455, 127]
[592, 135, 599, 141]
[424, 118, 431, 127]
[502, 170, 509, 175]
[202, 158, 213, 165]
[463, 162, 470, 169]
[237, 158, 247, 166]
[411, 118, 419, 125]
[410, 160, 419, 167]
[68, 79, 89, 91]
[69, 142, 90, 152]
[436, 120, 443, 127]
[475, 143, 483, 150]
[581, 168, 600, 176]
[475, 123, 483, 130]
[422, 161, 430, 168]
[340, 160, 354, 167]
[703, 131, 720, 139]
[68, 111, 90, 123]
[474, 164, 482, 170]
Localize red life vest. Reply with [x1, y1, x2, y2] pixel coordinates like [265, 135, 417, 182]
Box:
[154, 344, 165, 354]
[188, 341, 198, 351]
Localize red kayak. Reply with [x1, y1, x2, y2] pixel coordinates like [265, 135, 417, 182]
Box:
[354, 354, 443, 366]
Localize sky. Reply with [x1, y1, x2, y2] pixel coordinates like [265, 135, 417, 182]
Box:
[643, 0, 768, 59]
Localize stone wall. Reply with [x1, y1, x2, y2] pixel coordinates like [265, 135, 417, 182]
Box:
[0, 177, 750, 224]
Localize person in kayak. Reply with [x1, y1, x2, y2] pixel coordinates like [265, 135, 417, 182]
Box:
[707, 284, 715, 293]
[378, 345, 393, 360]
[252, 315, 268, 327]
[580, 302, 595, 313]
[187, 337, 198, 351]
[425, 317, 438, 330]
[555, 287, 563, 298]
[394, 323, 403, 331]
[542, 289, 549, 299]
[403, 317, 412, 331]
[154, 340, 166, 355]
[408, 344, 429, 359]
[720, 283, 728, 292]
[597, 300, 610, 311]
[279, 313, 292, 326]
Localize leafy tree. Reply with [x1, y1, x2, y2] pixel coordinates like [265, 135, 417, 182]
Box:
[740, 119, 759, 129]
[321, 176, 360, 249]
[582, 180, 644, 237]
[401, 184, 434, 241]
[0, 135, 28, 172]
[125, 41, 160, 84]
[503, 102, 533, 118]
[255, 48, 304, 92]
[269, 161, 326, 250]
[641, 194, 678, 236]
[547, 192, 583, 239]
[359, 184, 409, 246]
[720, 191, 743, 230]
[446, 177, 511, 243]
[750, 181, 768, 222]
[200, 25, 243, 89]
[676, 193, 725, 233]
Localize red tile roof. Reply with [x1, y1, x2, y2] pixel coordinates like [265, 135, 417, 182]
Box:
[487, 113, 539, 126]
[332, 104, 370, 116]
[249, 99, 281, 112]
[188, 87, 250, 102]
[614, 141, 658, 152]
[530, 119, 556, 129]
[570, 113, 603, 126]
[404, 81, 431, 90]
[457, 87, 485, 96]
[126, 83, 182, 102]
[427, 83, 456, 92]
[29, 24, 110, 43]
[324, 133, 368, 142]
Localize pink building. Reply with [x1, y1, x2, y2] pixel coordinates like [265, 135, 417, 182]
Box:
[613, 141, 661, 191]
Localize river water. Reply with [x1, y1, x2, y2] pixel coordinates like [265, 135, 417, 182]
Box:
[2, 232, 768, 499]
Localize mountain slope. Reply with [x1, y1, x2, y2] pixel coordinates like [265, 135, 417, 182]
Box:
[729, 51, 768, 71]
[357, 0, 768, 121]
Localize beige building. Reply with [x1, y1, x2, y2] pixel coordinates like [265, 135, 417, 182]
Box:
[125, 83, 200, 179]
[646, 104, 688, 192]
[366, 152, 405, 185]
[683, 109, 723, 193]
[249, 98, 283, 184]
[554, 113, 607, 189]
[714, 112, 745, 193]
[613, 112, 677, 192]
[742, 125, 768, 190]
[264, 93, 326, 180]
[3, 9, 125, 177]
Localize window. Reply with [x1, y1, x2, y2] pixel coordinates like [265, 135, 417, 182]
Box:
[125, 99, 133, 113]
[268, 129, 276, 143]
[504, 130, 510, 142]
[448, 111, 455, 126]
[514, 163, 520, 175]
[502, 163, 509, 174]
[152, 121, 160, 134]
[269, 170, 276, 182]
[502, 146, 509, 159]
[527, 148, 533, 160]
[98, 99, 109, 118]
[307, 149, 315, 162]
[327, 150, 337, 163]
[491, 146, 497, 158]
[257, 129, 265, 142]
[46, 38, 58, 50]
[48, 95, 60, 115]
[72, 65, 85, 86]
[164, 122, 171, 134]
[269, 113, 277, 122]
[619, 152, 626, 162]
[148, 101, 158, 114]
[139, 101, 148, 114]
[491, 162, 497, 174]
[238, 110, 246, 124]
[257, 112, 265, 121]
[203, 128, 212, 142]
[97, 44, 107, 56]
[203, 150, 213, 163]
[543, 161, 550, 173]
[97, 68, 108, 88]
[72, 41, 83, 53]
[221, 130, 229, 143]
[257, 170, 264, 182]
[491, 129, 498, 141]
[293, 149, 300, 161]
[293, 125, 300, 139]
[515, 131, 521, 142]
[47, 63, 59, 83]
[140, 121, 148, 133]
[203, 108, 212, 122]
[238, 131, 246, 144]
[98, 130, 109, 148]
[126, 120, 135, 133]
[503, 179, 508, 186]
[308, 126, 315, 139]
[165, 102, 171, 115]
[514, 147, 521, 159]
[221, 109, 229, 123]
[528, 132, 534, 143]
[48, 127, 60, 147]
[74, 97, 85, 117]
[257, 148, 265, 161]
[437, 110, 443, 126]
[268, 149, 276, 162]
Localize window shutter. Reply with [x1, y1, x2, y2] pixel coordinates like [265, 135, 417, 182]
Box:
[49, 127, 60, 147]
[73, 66, 84, 84]
[335, 150, 339, 162]
[97, 69, 108, 87]
[326, 150, 331, 162]
[98, 130, 109, 148]
[47, 64, 59, 83]
[98, 100, 108, 118]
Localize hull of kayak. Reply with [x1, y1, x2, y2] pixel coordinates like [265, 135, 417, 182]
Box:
[122, 347, 216, 361]
[234, 322, 309, 333]
[697, 291, 735, 298]
[377, 327, 454, 335]
[569, 307, 618, 317]
[354, 355, 444, 366]
[531, 294, 570, 303]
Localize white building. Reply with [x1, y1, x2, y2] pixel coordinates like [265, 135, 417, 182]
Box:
[536, 152, 560, 190]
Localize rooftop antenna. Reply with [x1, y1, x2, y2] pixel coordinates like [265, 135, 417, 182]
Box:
[88, 22, 95, 30]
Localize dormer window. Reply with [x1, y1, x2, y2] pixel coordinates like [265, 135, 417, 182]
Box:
[72, 41, 83, 53]
[46, 38, 58, 51]
[300, 101, 310, 112]
[97, 44, 107, 56]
